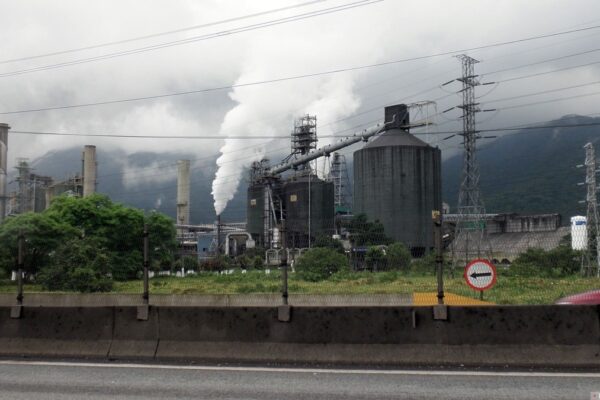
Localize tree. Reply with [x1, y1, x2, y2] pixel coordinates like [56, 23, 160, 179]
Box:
[146, 211, 177, 270]
[348, 214, 392, 246]
[295, 247, 349, 281]
[0, 212, 78, 278]
[0, 194, 177, 282]
[37, 237, 113, 292]
[386, 242, 411, 270]
[45, 194, 176, 280]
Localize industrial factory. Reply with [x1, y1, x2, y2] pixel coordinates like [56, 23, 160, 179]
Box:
[240, 103, 441, 258]
[0, 123, 98, 222]
[0, 102, 574, 265]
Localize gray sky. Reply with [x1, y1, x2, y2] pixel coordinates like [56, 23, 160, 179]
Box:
[2, 0, 600, 212]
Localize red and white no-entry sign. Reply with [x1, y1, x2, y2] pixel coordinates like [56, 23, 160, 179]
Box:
[464, 259, 497, 291]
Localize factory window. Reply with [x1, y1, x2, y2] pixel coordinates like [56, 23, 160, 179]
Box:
[290, 194, 298, 202]
[250, 199, 257, 206]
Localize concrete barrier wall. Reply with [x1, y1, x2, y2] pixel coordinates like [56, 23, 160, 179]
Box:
[0, 293, 412, 307]
[0, 305, 598, 367]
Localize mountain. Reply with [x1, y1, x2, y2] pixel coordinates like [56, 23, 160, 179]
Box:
[442, 115, 599, 222]
[12, 114, 597, 226]
[11, 148, 247, 223]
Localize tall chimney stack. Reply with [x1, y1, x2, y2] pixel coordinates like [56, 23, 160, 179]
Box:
[82, 145, 97, 197]
[0, 123, 9, 222]
[176, 160, 190, 225]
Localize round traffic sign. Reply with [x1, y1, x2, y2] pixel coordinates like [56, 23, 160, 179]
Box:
[464, 259, 497, 291]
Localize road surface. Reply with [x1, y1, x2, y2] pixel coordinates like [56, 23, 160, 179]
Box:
[0, 360, 598, 399]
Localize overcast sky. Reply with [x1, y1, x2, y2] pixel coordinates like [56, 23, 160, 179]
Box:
[2, 0, 600, 213]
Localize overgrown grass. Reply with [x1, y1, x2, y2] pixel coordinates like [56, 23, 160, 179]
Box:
[1, 270, 598, 304]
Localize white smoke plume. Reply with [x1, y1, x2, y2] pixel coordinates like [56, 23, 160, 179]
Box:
[211, 33, 367, 216]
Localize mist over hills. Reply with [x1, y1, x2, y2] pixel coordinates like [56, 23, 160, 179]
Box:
[441, 115, 597, 222]
[11, 148, 247, 223]
[13, 115, 597, 225]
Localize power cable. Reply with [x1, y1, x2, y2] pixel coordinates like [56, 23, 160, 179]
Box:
[3, 22, 600, 114]
[0, 0, 382, 78]
[0, 0, 331, 65]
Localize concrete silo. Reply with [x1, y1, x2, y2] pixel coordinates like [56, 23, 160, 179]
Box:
[353, 104, 442, 254]
[283, 174, 335, 248]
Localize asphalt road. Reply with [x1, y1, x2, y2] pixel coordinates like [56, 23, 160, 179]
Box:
[0, 360, 598, 400]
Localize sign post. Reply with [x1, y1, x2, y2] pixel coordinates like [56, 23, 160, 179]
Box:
[464, 259, 497, 300]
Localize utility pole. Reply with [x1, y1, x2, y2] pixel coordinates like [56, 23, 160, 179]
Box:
[450, 55, 493, 269]
[582, 143, 600, 277]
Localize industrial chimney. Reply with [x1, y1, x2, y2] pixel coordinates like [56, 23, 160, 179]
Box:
[0, 123, 9, 222]
[82, 145, 97, 197]
[176, 159, 190, 225]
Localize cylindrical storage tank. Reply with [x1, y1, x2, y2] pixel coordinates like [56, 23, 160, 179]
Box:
[353, 104, 441, 254]
[284, 175, 335, 248]
[571, 215, 587, 250]
[247, 184, 266, 247]
[0, 123, 9, 223]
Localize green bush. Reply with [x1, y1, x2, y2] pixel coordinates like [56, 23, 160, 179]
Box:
[295, 248, 349, 282]
[386, 242, 411, 270]
[365, 246, 386, 271]
[313, 234, 345, 254]
[508, 245, 580, 277]
[37, 238, 113, 292]
[174, 256, 200, 272]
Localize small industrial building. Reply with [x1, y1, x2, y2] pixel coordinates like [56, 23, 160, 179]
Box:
[445, 213, 569, 263]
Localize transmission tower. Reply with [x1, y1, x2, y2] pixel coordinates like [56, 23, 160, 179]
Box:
[582, 143, 600, 277]
[451, 55, 492, 267]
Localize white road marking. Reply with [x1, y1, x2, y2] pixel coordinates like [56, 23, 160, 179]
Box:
[0, 360, 598, 378]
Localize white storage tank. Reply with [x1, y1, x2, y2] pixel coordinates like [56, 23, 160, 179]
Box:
[571, 216, 587, 250]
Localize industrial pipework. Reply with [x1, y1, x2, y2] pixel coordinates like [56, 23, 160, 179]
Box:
[267, 118, 394, 176]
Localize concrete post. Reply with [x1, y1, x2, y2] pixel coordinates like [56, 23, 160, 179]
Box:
[0, 123, 9, 223]
[82, 145, 97, 197]
[176, 160, 190, 225]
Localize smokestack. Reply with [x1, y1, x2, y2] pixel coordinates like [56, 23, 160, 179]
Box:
[217, 214, 222, 255]
[176, 160, 190, 225]
[82, 145, 97, 197]
[0, 123, 9, 222]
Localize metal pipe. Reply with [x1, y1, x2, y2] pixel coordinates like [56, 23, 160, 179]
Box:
[143, 224, 149, 305]
[217, 215, 222, 255]
[267, 120, 392, 176]
[433, 211, 444, 305]
[17, 230, 24, 306]
[279, 220, 288, 305]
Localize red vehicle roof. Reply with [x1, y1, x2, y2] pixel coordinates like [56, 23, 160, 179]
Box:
[555, 289, 600, 305]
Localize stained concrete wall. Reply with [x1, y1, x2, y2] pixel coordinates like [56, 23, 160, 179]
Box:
[82, 145, 97, 197]
[0, 305, 598, 367]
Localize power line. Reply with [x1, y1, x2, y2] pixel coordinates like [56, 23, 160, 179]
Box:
[0, 0, 331, 65]
[481, 47, 600, 77]
[3, 22, 600, 115]
[482, 80, 600, 104]
[0, 0, 382, 78]
[13, 120, 600, 141]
